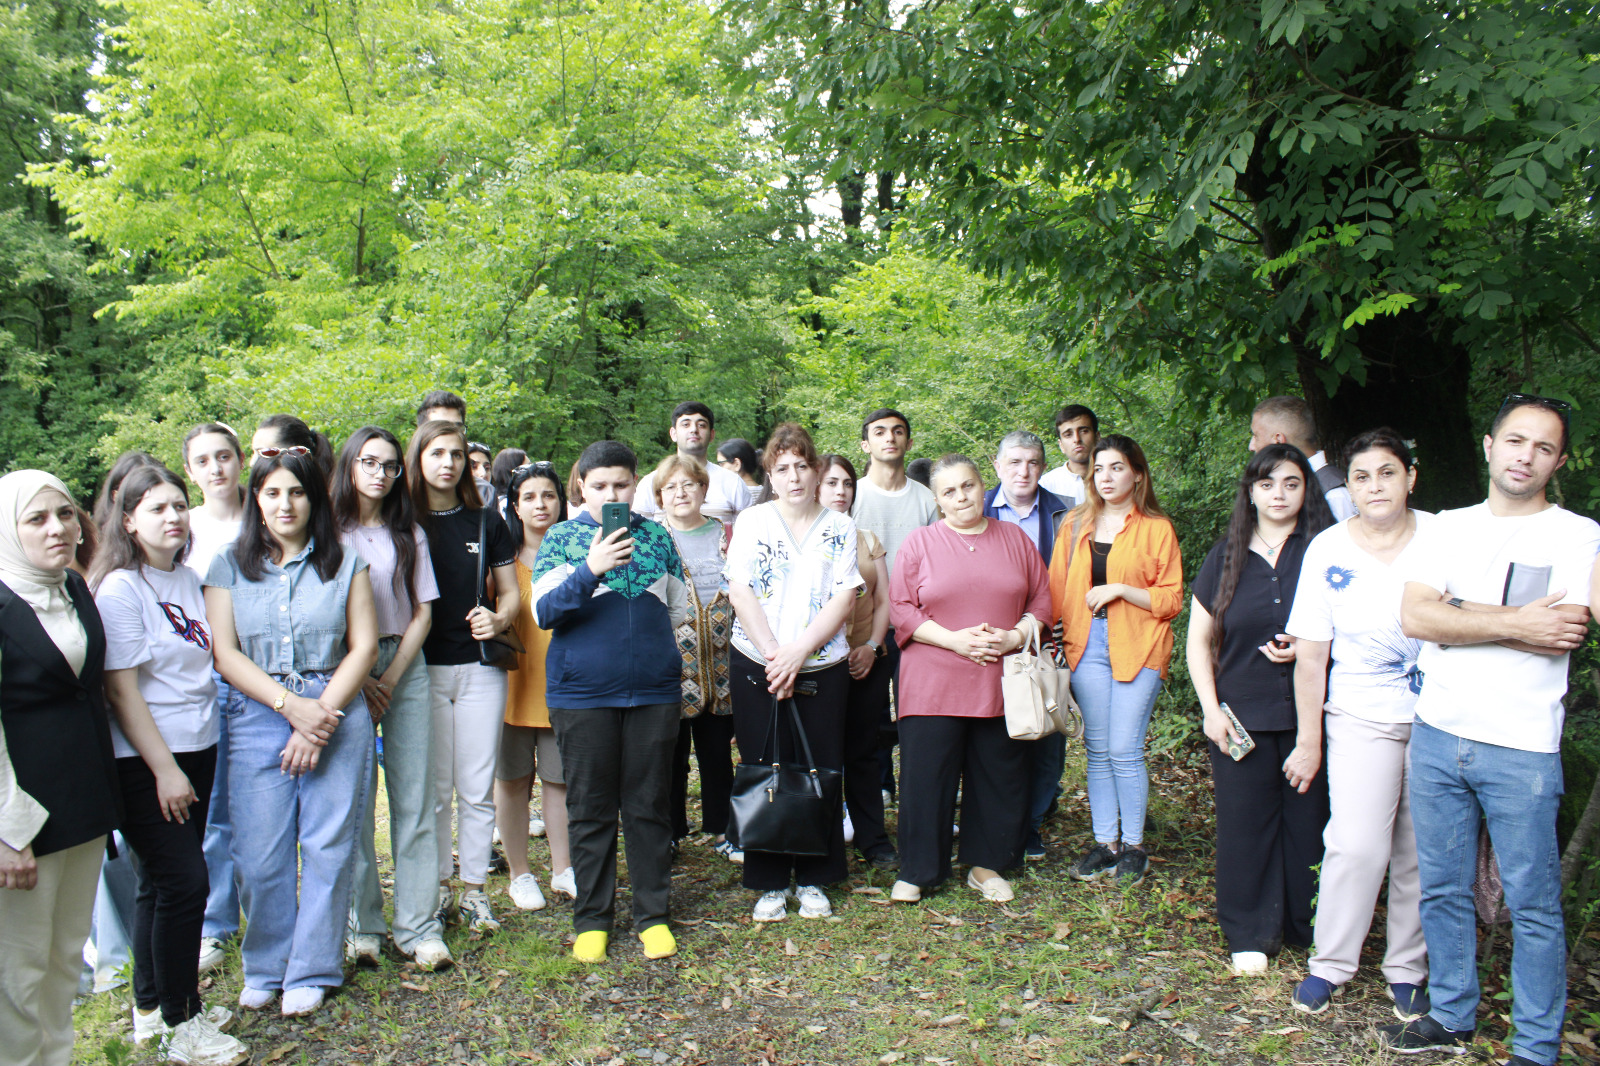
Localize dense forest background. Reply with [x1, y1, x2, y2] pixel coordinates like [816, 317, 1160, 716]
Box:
[6, 0, 1600, 888]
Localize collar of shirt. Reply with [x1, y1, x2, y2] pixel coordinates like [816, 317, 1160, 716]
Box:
[995, 493, 1040, 522]
[1307, 450, 1328, 472]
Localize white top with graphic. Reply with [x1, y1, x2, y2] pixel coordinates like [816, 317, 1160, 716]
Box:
[724, 502, 864, 669]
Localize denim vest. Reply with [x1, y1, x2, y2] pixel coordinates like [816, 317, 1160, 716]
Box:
[206, 539, 367, 680]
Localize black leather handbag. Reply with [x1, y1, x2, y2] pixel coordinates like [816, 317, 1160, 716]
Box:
[728, 694, 842, 857]
[476, 507, 524, 670]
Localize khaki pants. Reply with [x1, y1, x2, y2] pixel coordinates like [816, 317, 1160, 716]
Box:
[0, 837, 104, 1066]
[1308, 710, 1427, 985]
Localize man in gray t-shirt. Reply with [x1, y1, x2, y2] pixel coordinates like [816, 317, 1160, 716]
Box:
[850, 408, 939, 573]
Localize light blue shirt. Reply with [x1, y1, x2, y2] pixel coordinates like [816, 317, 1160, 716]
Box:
[205, 538, 367, 678]
[994, 494, 1044, 552]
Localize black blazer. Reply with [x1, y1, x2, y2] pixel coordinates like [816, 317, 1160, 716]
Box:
[0, 572, 122, 857]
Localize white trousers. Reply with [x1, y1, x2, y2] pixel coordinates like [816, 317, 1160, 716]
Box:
[1308, 709, 1427, 985]
[430, 662, 508, 886]
[0, 838, 103, 1066]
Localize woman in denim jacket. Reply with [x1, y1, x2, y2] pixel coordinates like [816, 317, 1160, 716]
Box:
[203, 450, 378, 1018]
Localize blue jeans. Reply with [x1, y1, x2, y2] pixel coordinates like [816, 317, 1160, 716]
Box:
[1409, 719, 1564, 1064]
[351, 641, 442, 952]
[201, 674, 240, 941]
[1072, 617, 1162, 847]
[228, 672, 373, 992]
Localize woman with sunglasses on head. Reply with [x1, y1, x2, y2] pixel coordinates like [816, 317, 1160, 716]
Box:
[0, 472, 122, 1066]
[331, 428, 452, 973]
[1187, 443, 1334, 975]
[407, 420, 520, 935]
[202, 449, 378, 1018]
[90, 464, 249, 1065]
[493, 462, 575, 910]
[250, 415, 316, 464]
[179, 422, 248, 975]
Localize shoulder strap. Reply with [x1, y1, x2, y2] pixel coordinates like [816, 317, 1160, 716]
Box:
[476, 507, 489, 609]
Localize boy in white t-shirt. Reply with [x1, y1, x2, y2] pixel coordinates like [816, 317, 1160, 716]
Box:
[1379, 398, 1599, 1066]
[632, 402, 753, 529]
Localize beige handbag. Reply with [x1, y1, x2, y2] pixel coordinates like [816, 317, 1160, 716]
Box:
[1002, 617, 1079, 741]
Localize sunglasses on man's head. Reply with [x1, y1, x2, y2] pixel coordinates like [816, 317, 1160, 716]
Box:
[1500, 392, 1572, 419]
[256, 446, 311, 459]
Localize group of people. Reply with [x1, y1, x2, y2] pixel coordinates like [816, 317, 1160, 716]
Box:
[0, 389, 1588, 1066]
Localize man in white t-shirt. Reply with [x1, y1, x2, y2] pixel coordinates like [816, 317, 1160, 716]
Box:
[1379, 397, 1598, 1064]
[850, 408, 939, 574]
[1249, 396, 1356, 522]
[633, 402, 753, 528]
[1038, 404, 1098, 508]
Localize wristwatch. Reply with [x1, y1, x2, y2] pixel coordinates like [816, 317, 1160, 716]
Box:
[1447, 596, 1465, 609]
[273, 689, 290, 712]
[866, 639, 886, 659]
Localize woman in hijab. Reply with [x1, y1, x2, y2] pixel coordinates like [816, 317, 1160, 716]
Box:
[0, 470, 122, 1066]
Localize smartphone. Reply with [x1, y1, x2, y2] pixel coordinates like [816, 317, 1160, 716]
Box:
[601, 502, 631, 541]
[1218, 702, 1256, 762]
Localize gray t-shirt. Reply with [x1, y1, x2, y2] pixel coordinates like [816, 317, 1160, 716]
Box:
[851, 477, 940, 574]
[670, 519, 725, 604]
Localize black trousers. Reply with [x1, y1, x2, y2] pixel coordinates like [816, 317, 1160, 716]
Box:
[550, 703, 679, 935]
[1209, 728, 1330, 954]
[844, 651, 894, 859]
[119, 746, 216, 1026]
[879, 631, 901, 796]
[897, 714, 1029, 888]
[671, 710, 736, 839]
[731, 655, 850, 891]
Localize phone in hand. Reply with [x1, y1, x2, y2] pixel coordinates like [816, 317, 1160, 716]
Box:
[601, 502, 630, 541]
[1219, 702, 1256, 762]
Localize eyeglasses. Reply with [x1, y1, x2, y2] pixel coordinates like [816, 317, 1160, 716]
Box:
[357, 456, 403, 479]
[256, 446, 311, 459]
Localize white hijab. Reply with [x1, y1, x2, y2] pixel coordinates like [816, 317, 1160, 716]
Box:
[0, 470, 86, 675]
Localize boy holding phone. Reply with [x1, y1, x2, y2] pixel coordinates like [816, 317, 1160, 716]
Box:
[529, 441, 688, 964]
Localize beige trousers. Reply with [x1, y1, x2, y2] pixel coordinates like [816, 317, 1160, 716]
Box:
[0, 837, 103, 1066]
[1308, 710, 1427, 985]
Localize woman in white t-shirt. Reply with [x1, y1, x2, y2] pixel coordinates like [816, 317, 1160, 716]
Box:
[91, 463, 249, 1065]
[724, 423, 863, 924]
[1284, 428, 1431, 1018]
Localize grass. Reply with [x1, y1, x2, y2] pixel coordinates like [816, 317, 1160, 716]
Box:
[67, 742, 1600, 1064]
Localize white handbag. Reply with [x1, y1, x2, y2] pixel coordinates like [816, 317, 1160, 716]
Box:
[1002, 617, 1079, 741]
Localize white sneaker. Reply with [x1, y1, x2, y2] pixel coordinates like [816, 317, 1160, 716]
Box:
[345, 933, 382, 966]
[133, 1006, 167, 1045]
[529, 815, 546, 838]
[237, 987, 274, 1011]
[458, 888, 500, 932]
[795, 885, 832, 919]
[890, 880, 922, 903]
[881, 788, 894, 809]
[280, 986, 323, 1017]
[433, 887, 458, 928]
[842, 809, 855, 844]
[752, 890, 790, 922]
[550, 866, 577, 899]
[508, 873, 547, 911]
[161, 1013, 248, 1066]
[197, 937, 226, 974]
[1231, 951, 1269, 975]
[966, 869, 1014, 903]
[410, 937, 453, 972]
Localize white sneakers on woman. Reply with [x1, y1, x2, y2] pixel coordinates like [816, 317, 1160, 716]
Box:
[280, 987, 324, 1017]
[795, 886, 832, 918]
[410, 937, 454, 971]
[160, 1013, 248, 1066]
[549, 866, 577, 898]
[753, 886, 832, 921]
[508, 873, 547, 911]
[1231, 951, 1269, 975]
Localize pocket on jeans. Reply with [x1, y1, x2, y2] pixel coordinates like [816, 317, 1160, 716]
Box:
[221, 681, 249, 719]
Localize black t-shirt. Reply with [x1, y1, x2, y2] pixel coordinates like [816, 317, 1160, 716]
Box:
[1190, 527, 1311, 732]
[422, 506, 517, 666]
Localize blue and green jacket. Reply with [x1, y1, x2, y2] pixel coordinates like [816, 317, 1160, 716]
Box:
[530, 511, 688, 709]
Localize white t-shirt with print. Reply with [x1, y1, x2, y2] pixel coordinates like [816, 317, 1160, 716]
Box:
[1401, 501, 1600, 753]
[634, 461, 753, 528]
[96, 564, 218, 759]
[1286, 512, 1432, 724]
[724, 503, 863, 669]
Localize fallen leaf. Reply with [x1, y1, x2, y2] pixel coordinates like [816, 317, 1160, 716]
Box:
[852, 886, 883, 895]
[1266, 1027, 1302, 1035]
[784, 938, 798, 956]
[1117, 1054, 1142, 1064]
[400, 981, 430, 993]
[805, 1025, 826, 1034]
[260, 1043, 299, 1064]
[936, 1014, 967, 1027]
[1159, 991, 1179, 1007]
[878, 1055, 905, 1065]
[1051, 923, 1072, 941]
[1087, 1015, 1112, 1026]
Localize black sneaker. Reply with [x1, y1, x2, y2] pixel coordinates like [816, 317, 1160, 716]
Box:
[1069, 843, 1119, 881]
[865, 849, 900, 872]
[1377, 1014, 1474, 1055]
[1114, 846, 1149, 886]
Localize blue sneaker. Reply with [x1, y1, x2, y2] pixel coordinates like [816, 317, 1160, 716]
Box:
[1387, 982, 1430, 1021]
[1291, 974, 1336, 1014]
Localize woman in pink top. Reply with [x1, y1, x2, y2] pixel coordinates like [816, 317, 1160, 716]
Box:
[888, 455, 1051, 904]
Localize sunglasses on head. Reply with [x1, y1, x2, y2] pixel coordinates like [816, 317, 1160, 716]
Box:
[256, 445, 311, 459]
[1499, 392, 1572, 423]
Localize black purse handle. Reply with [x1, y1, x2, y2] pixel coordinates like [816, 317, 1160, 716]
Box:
[475, 506, 490, 613]
[754, 691, 825, 792]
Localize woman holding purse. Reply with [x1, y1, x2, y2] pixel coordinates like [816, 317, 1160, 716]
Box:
[1048, 435, 1182, 888]
[724, 424, 862, 924]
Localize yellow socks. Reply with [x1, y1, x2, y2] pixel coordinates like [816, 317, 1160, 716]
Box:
[638, 924, 677, 960]
[572, 930, 608, 963]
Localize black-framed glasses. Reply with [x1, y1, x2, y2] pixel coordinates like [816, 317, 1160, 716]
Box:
[357, 456, 403, 479]
[256, 445, 311, 459]
[1500, 392, 1572, 424]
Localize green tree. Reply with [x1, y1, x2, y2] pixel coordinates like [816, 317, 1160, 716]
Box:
[730, 0, 1600, 510]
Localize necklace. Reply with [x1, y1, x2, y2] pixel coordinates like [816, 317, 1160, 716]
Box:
[947, 519, 985, 551]
[1254, 530, 1290, 558]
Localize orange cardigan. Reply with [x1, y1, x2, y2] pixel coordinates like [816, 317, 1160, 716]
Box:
[1048, 507, 1183, 681]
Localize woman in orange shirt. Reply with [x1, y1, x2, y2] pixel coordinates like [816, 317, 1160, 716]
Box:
[1048, 435, 1182, 887]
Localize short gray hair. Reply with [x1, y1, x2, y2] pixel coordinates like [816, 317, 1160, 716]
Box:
[995, 430, 1046, 460]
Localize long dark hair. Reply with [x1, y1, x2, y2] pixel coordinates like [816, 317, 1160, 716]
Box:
[93, 451, 160, 527]
[89, 465, 192, 590]
[490, 448, 528, 497]
[501, 461, 568, 552]
[406, 419, 482, 523]
[331, 426, 420, 604]
[255, 413, 317, 451]
[1207, 443, 1333, 664]
[717, 438, 761, 479]
[236, 451, 344, 583]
